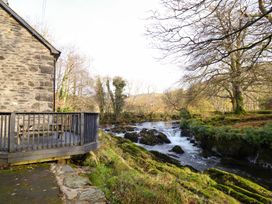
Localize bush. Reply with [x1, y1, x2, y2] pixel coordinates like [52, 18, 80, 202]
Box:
[180, 108, 191, 120]
[180, 118, 272, 159]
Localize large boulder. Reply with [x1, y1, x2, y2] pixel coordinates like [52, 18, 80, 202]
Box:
[124, 132, 139, 143]
[170, 145, 184, 154]
[139, 129, 171, 146]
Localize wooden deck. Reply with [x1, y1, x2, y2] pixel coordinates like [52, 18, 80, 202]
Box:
[0, 112, 99, 165]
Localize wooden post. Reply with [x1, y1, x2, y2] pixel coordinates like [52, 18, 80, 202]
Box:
[9, 112, 16, 153]
[80, 113, 84, 145]
[95, 114, 99, 142]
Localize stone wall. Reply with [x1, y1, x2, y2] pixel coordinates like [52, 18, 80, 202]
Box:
[0, 6, 56, 112]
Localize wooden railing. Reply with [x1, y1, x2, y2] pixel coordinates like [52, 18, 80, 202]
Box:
[0, 112, 99, 153]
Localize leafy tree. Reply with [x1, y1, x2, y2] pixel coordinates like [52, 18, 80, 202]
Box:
[95, 77, 106, 116]
[106, 77, 127, 121]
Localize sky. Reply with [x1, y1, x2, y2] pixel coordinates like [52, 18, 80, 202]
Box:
[10, 0, 182, 93]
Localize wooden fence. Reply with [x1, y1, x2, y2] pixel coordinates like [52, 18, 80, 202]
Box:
[0, 112, 99, 164]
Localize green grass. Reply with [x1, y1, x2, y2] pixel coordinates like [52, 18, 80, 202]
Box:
[83, 131, 272, 204]
[196, 112, 272, 127]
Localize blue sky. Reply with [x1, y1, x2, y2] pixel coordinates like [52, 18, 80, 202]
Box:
[10, 0, 181, 93]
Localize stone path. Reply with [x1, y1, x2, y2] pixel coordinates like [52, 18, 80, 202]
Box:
[0, 164, 62, 204]
[50, 163, 106, 204]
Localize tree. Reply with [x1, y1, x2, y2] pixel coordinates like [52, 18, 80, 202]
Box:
[94, 77, 106, 116]
[56, 47, 93, 111]
[163, 88, 186, 112]
[148, 0, 272, 58]
[148, 0, 272, 113]
[106, 77, 127, 121]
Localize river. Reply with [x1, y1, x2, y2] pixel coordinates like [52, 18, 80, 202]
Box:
[105, 121, 272, 189]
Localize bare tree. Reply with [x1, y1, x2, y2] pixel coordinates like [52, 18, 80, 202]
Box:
[56, 47, 93, 110]
[163, 88, 186, 111]
[148, 0, 272, 113]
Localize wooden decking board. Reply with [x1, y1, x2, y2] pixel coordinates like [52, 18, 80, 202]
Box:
[7, 142, 98, 164]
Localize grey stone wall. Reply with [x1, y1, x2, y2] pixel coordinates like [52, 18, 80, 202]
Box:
[0, 7, 56, 112]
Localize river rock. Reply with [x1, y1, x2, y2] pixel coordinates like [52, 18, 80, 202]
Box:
[190, 139, 196, 144]
[78, 187, 106, 203]
[139, 129, 171, 146]
[150, 151, 181, 167]
[170, 145, 184, 154]
[63, 174, 90, 189]
[124, 132, 139, 143]
[111, 125, 135, 133]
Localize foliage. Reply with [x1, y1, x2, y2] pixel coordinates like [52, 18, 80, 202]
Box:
[180, 108, 191, 120]
[100, 111, 179, 125]
[83, 131, 271, 203]
[106, 77, 127, 121]
[56, 106, 73, 113]
[180, 114, 272, 159]
[94, 77, 106, 116]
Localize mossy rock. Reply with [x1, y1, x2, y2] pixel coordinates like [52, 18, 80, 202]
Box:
[206, 168, 272, 203]
[139, 129, 171, 146]
[110, 125, 135, 133]
[124, 132, 139, 143]
[149, 151, 181, 167]
[86, 131, 272, 204]
[170, 145, 184, 154]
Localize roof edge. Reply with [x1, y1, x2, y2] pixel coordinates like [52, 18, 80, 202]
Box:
[0, 0, 61, 58]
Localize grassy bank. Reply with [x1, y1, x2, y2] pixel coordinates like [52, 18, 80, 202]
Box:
[180, 111, 272, 167]
[81, 131, 271, 203]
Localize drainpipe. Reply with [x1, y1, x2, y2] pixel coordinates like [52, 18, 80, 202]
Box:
[3, 0, 9, 6]
[53, 57, 57, 112]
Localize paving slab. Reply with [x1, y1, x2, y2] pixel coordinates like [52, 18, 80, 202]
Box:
[0, 163, 62, 204]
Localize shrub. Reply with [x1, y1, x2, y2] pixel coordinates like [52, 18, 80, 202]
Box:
[180, 118, 272, 159]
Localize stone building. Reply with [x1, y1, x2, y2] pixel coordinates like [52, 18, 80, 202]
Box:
[0, 0, 60, 112]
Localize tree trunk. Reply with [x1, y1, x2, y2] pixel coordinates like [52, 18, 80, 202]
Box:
[232, 83, 245, 114]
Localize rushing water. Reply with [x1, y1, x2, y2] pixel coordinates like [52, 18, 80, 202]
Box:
[106, 121, 272, 189]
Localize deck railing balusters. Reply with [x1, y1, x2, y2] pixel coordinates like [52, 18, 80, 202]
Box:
[41, 114, 45, 149]
[22, 114, 25, 151]
[0, 112, 98, 157]
[47, 114, 50, 149]
[64, 114, 67, 146]
[61, 114, 64, 147]
[0, 115, 3, 150]
[16, 114, 19, 151]
[51, 114, 54, 148]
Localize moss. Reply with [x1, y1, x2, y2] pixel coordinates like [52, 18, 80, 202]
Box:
[215, 184, 262, 204]
[181, 117, 272, 162]
[207, 168, 272, 202]
[228, 184, 272, 204]
[84, 131, 272, 203]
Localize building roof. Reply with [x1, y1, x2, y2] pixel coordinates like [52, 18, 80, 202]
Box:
[0, 0, 61, 58]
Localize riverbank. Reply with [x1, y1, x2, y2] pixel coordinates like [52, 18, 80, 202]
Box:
[81, 131, 272, 203]
[100, 111, 179, 125]
[180, 112, 272, 169]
